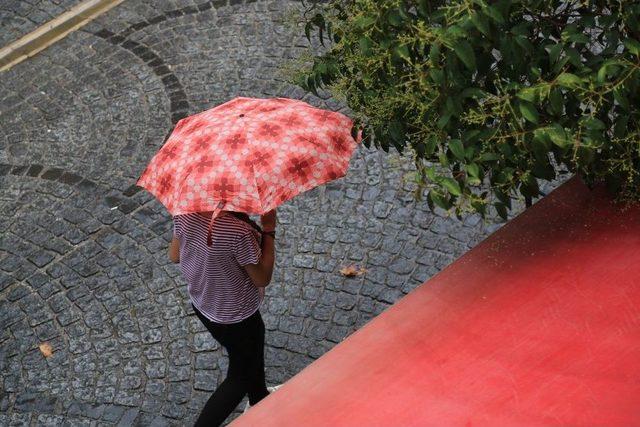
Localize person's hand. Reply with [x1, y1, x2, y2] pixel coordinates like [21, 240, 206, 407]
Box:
[260, 209, 276, 232]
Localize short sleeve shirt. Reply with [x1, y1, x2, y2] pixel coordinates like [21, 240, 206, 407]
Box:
[173, 213, 263, 324]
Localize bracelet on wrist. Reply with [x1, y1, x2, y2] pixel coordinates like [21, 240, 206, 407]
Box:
[262, 230, 276, 238]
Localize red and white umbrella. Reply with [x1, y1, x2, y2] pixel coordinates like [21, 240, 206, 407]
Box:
[137, 96, 360, 245]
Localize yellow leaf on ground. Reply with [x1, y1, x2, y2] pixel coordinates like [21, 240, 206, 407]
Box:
[39, 342, 53, 357]
[340, 264, 367, 277]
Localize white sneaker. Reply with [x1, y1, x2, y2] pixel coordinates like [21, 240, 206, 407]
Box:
[243, 384, 283, 413]
[267, 384, 282, 393]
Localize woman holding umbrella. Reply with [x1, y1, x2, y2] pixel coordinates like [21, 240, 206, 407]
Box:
[169, 208, 278, 426]
[137, 97, 360, 426]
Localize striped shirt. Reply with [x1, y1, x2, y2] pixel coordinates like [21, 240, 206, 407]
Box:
[173, 212, 264, 324]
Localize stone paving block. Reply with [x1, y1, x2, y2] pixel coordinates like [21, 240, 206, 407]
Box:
[278, 316, 303, 334]
[113, 389, 142, 407]
[167, 364, 191, 382]
[192, 332, 217, 352]
[116, 407, 140, 426]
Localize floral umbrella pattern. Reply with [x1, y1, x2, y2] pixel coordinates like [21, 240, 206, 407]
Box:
[137, 97, 360, 243]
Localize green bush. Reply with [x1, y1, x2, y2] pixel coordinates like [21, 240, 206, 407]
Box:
[296, 0, 640, 218]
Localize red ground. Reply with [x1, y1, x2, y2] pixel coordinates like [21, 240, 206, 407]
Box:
[233, 177, 640, 427]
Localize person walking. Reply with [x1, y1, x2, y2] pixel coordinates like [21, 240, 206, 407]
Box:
[138, 96, 360, 423]
[168, 208, 278, 426]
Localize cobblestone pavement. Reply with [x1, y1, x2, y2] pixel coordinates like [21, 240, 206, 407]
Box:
[1, 0, 83, 46]
[0, 1, 568, 425]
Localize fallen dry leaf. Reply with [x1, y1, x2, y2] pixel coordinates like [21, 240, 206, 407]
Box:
[39, 342, 53, 357]
[340, 264, 367, 277]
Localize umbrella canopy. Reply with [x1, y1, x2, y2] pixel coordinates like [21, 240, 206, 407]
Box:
[137, 96, 360, 244]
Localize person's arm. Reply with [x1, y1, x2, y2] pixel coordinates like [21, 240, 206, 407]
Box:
[169, 235, 180, 263]
[243, 210, 276, 287]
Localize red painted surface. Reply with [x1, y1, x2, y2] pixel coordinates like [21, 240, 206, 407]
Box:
[232, 177, 640, 427]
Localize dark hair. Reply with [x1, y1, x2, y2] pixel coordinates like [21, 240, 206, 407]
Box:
[229, 211, 262, 232]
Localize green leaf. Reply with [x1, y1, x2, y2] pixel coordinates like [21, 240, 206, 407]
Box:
[494, 189, 511, 208]
[430, 68, 444, 85]
[623, 39, 640, 56]
[494, 202, 508, 220]
[449, 139, 466, 161]
[597, 63, 609, 83]
[394, 44, 411, 63]
[484, 5, 505, 24]
[425, 166, 437, 181]
[547, 124, 570, 148]
[387, 8, 404, 27]
[479, 152, 500, 162]
[306, 75, 319, 96]
[471, 199, 487, 216]
[519, 101, 539, 124]
[556, 73, 583, 88]
[354, 15, 376, 30]
[466, 163, 480, 179]
[351, 124, 360, 141]
[519, 174, 540, 199]
[467, 176, 482, 186]
[417, 0, 430, 18]
[447, 25, 467, 39]
[462, 129, 481, 143]
[465, 145, 476, 159]
[566, 33, 589, 44]
[581, 117, 606, 131]
[532, 128, 552, 158]
[614, 115, 629, 138]
[438, 152, 449, 167]
[315, 61, 327, 74]
[515, 35, 534, 53]
[388, 121, 405, 144]
[499, 143, 515, 160]
[424, 135, 438, 157]
[548, 87, 563, 115]
[424, 166, 438, 182]
[564, 47, 582, 67]
[576, 145, 596, 166]
[442, 177, 462, 196]
[426, 190, 435, 211]
[552, 55, 571, 75]
[532, 159, 556, 180]
[453, 41, 476, 70]
[613, 87, 630, 109]
[547, 44, 563, 64]
[431, 191, 451, 210]
[470, 12, 490, 36]
[359, 37, 373, 56]
[429, 43, 441, 64]
[517, 87, 538, 102]
[445, 97, 457, 115]
[436, 113, 451, 129]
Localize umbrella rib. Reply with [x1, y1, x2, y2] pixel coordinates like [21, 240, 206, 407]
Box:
[248, 161, 265, 213]
[173, 165, 202, 213]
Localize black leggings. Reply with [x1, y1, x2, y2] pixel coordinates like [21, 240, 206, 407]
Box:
[192, 304, 269, 426]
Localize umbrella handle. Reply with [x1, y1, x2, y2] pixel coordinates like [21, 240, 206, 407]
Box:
[206, 201, 225, 247]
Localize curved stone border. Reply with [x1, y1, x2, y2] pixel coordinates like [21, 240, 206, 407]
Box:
[90, 29, 190, 127]
[0, 162, 143, 214]
[87, 0, 259, 130]
[110, 0, 259, 42]
[1, 162, 94, 187]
